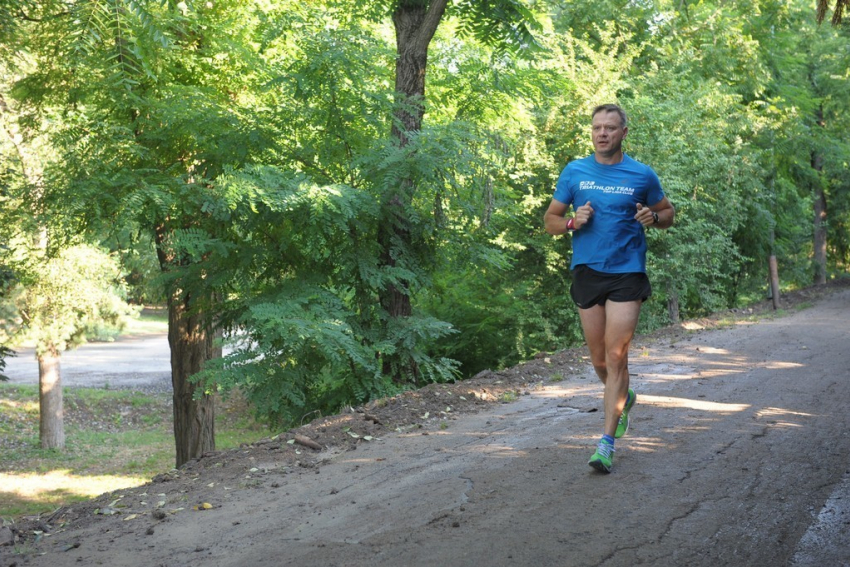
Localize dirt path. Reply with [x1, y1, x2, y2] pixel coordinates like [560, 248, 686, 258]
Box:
[3, 287, 850, 567]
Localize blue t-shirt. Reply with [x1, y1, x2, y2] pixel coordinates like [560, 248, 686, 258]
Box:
[553, 154, 665, 273]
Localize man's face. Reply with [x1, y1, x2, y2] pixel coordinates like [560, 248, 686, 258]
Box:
[591, 111, 627, 157]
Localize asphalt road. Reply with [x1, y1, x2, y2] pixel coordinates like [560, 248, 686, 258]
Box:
[2, 333, 172, 392]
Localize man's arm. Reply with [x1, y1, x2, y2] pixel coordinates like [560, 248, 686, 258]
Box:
[635, 197, 675, 229]
[544, 199, 570, 235]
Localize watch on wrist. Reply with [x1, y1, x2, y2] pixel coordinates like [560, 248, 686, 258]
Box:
[652, 212, 659, 225]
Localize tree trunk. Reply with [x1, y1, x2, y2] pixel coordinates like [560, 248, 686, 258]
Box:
[167, 289, 218, 468]
[38, 349, 65, 450]
[769, 255, 781, 309]
[378, 0, 449, 383]
[391, 0, 448, 146]
[155, 225, 218, 468]
[811, 149, 827, 285]
[665, 280, 679, 324]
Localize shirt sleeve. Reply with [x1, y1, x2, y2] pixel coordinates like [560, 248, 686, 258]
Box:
[646, 167, 665, 206]
[552, 164, 574, 206]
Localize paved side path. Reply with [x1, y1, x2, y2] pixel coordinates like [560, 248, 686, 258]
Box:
[3, 334, 171, 392]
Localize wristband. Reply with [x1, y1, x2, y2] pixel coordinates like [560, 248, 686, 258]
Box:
[566, 217, 576, 231]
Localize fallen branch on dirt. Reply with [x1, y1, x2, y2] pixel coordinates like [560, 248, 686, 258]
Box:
[293, 434, 322, 451]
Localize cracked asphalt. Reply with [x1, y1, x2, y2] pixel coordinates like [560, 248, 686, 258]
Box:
[5, 289, 850, 567]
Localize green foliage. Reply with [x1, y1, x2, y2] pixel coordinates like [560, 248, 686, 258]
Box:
[204, 289, 382, 426]
[0, 345, 12, 381]
[450, 0, 542, 55]
[4, 245, 136, 356]
[192, 166, 460, 427]
[624, 73, 759, 315]
[421, 255, 583, 375]
[105, 229, 164, 304]
[4, 0, 850, 430]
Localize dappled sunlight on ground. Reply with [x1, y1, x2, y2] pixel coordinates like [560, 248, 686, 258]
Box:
[638, 395, 750, 414]
[0, 470, 148, 506]
[534, 384, 600, 398]
[762, 361, 805, 370]
[688, 346, 732, 355]
[0, 398, 39, 412]
[681, 320, 758, 331]
[754, 406, 817, 429]
[693, 365, 750, 377]
[757, 407, 815, 419]
[475, 445, 530, 459]
[629, 438, 670, 452]
[633, 345, 806, 386]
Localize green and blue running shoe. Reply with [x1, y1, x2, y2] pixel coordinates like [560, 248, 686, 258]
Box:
[588, 440, 614, 473]
[615, 388, 636, 439]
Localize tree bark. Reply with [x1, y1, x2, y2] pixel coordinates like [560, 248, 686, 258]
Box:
[167, 289, 218, 468]
[391, 0, 448, 146]
[155, 225, 218, 468]
[378, 0, 449, 383]
[665, 280, 680, 324]
[811, 148, 827, 285]
[38, 349, 65, 450]
[769, 255, 781, 309]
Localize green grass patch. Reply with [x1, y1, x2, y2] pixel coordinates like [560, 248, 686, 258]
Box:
[85, 309, 169, 341]
[7, 308, 168, 350]
[123, 309, 168, 335]
[0, 383, 268, 520]
[499, 390, 519, 403]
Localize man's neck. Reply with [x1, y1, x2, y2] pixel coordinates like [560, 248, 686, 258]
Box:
[594, 151, 624, 165]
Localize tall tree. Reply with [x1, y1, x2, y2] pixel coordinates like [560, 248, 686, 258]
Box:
[758, 2, 850, 284]
[190, 1, 543, 422]
[2, 245, 132, 449]
[376, 0, 538, 381]
[376, 0, 448, 382]
[10, 0, 276, 465]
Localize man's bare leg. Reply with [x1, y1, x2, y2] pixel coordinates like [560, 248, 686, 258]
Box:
[579, 300, 642, 436]
[600, 300, 641, 437]
[578, 304, 608, 383]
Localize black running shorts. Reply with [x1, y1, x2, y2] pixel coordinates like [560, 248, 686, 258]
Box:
[569, 264, 652, 309]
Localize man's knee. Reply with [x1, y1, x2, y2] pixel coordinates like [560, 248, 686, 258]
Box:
[605, 345, 630, 368]
[611, 344, 629, 359]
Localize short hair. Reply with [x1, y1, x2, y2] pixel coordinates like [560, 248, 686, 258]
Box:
[592, 104, 628, 128]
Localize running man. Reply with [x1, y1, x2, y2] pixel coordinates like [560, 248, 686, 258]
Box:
[543, 104, 675, 473]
